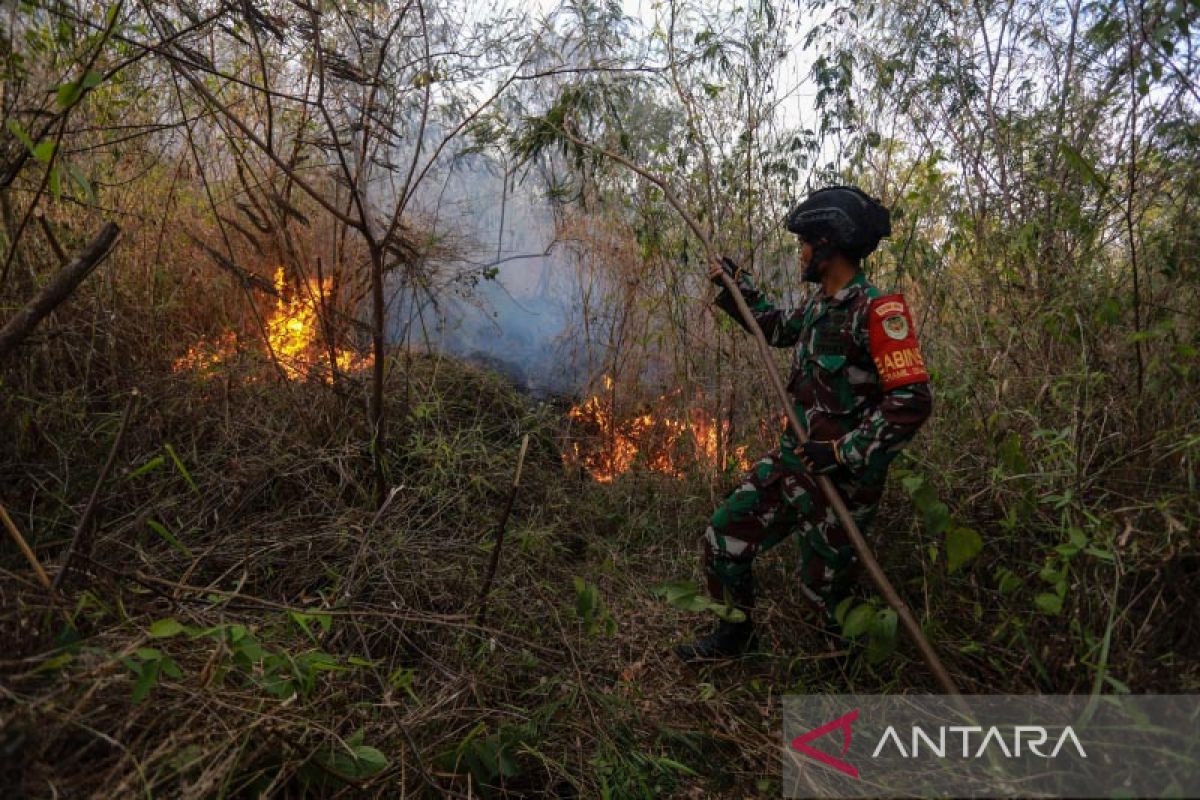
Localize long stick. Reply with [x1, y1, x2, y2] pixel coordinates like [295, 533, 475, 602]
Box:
[557, 128, 962, 698]
[54, 390, 138, 589]
[1, 501, 53, 591]
[476, 434, 530, 624]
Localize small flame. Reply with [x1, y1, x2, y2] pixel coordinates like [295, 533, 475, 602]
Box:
[174, 267, 366, 382]
[565, 377, 751, 482]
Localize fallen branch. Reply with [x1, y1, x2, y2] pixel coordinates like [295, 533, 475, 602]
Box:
[476, 433, 530, 624]
[53, 390, 138, 590]
[555, 126, 964, 699]
[0, 222, 120, 361]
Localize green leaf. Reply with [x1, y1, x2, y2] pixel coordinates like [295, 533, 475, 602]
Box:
[1034, 593, 1063, 615]
[995, 567, 1023, 595]
[946, 526, 983, 574]
[147, 519, 192, 557]
[923, 502, 950, 536]
[35, 652, 74, 673]
[127, 454, 165, 479]
[56, 81, 83, 109]
[842, 603, 874, 638]
[710, 603, 746, 623]
[1059, 140, 1109, 194]
[866, 608, 898, 663]
[131, 659, 159, 702]
[290, 611, 333, 642]
[148, 618, 185, 638]
[66, 163, 95, 204]
[833, 596, 855, 626]
[32, 140, 55, 163]
[573, 576, 597, 622]
[348, 745, 388, 777]
[996, 432, 1028, 475]
[1039, 560, 1063, 584]
[164, 444, 199, 494]
[7, 119, 34, 151]
[652, 580, 700, 605]
[81, 69, 103, 90]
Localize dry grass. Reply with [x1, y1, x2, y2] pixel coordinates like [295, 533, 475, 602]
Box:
[2, 290, 1197, 798]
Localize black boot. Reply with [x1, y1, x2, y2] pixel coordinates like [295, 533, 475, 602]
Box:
[675, 617, 757, 662]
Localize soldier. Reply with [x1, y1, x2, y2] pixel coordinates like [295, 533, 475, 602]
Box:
[676, 185, 933, 662]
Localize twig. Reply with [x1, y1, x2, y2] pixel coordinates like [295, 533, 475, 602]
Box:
[184, 231, 278, 296]
[476, 434, 530, 624]
[554, 126, 965, 702]
[342, 485, 405, 603]
[36, 213, 66, 263]
[0, 222, 120, 360]
[0, 501, 53, 592]
[53, 390, 138, 589]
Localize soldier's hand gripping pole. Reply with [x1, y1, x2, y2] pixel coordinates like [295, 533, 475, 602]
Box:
[554, 127, 963, 699]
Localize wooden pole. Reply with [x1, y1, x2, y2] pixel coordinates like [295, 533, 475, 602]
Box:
[556, 128, 963, 698]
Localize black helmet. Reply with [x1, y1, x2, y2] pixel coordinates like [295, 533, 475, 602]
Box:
[785, 185, 892, 259]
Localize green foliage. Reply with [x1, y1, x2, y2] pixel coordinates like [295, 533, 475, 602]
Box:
[146, 518, 191, 557]
[121, 647, 182, 703]
[302, 729, 390, 787]
[434, 720, 539, 794]
[574, 577, 618, 636]
[593, 748, 698, 800]
[945, 525, 983, 574]
[651, 579, 747, 623]
[138, 613, 353, 702]
[896, 469, 982, 573]
[834, 598, 898, 665]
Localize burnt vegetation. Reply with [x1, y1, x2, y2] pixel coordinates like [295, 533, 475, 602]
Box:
[1, 0, 1199, 796]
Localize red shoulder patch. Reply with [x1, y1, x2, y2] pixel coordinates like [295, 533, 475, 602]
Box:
[868, 294, 929, 391]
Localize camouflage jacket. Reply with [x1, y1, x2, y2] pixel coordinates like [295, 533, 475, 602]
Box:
[715, 270, 932, 487]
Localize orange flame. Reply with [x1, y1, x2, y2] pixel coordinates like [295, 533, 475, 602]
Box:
[565, 377, 750, 482]
[174, 267, 366, 382]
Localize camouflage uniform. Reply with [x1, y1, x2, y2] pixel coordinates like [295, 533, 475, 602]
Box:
[706, 270, 933, 620]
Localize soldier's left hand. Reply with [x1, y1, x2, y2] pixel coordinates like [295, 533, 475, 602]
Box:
[800, 441, 840, 475]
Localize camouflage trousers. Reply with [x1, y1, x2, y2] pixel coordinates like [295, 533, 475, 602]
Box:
[703, 447, 883, 620]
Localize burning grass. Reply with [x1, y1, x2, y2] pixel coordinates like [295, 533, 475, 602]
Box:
[565, 376, 750, 482]
[173, 268, 368, 383]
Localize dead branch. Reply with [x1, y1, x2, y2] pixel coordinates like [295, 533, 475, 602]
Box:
[53, 390, 138, 590]
[0, 222, 120, 361]
[476, 434, 530, 624]
[185, 232, 278, 296]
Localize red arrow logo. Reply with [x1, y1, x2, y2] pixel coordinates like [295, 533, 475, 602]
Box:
[790, 709, 860, 779]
